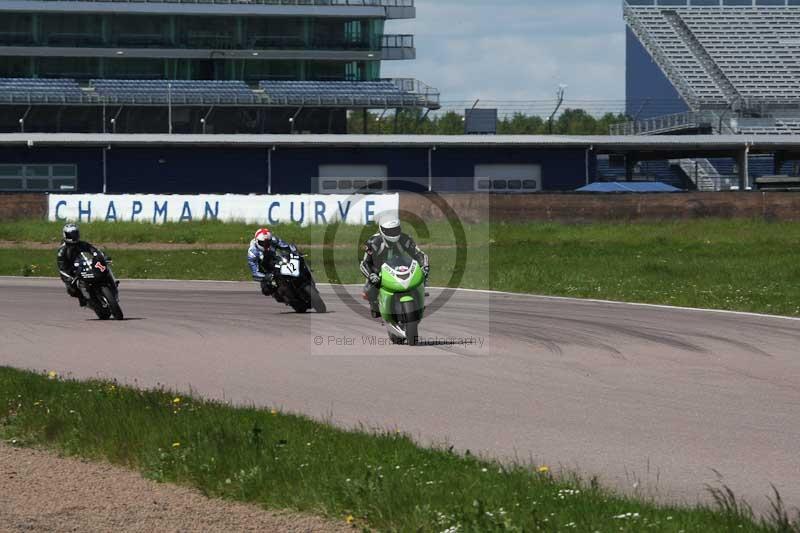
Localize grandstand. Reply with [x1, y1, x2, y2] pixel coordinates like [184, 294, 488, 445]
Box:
[615, 0, 800, 190]
[622, 0, 800, 133]
[0, 0, 439, 133]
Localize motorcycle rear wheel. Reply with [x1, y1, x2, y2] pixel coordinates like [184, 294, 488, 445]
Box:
[291, 301, 309, 313]
[305, 285, 327, 314]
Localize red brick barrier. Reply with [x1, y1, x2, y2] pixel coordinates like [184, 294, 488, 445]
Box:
[400, 192, 800, 223]
[0, 194, 47, 221]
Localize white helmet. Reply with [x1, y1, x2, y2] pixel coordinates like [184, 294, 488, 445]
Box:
[254, 228, 272, 252]
[379, 219, 402, 244]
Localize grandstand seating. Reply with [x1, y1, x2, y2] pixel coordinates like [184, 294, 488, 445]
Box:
[625, 4, 800, 106]
[0, 78, 84, 104]
[259, 80, 427, 107]
[0, 78, 437, 109]
[90, 80, 258, 105]
[596, 157, 686, 188]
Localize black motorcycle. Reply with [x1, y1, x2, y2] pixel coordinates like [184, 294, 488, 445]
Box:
[268, 242, 326, 314]
[73, 250, 123, 320]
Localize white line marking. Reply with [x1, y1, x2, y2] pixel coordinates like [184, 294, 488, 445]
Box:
[2, 276, 798, 322]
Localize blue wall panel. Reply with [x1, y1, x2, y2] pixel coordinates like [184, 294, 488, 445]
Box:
[271, 148, 430, 193]
[626, 27, 689, 119]
[433, 147, 589, 191]
[1, 144, 596, 194]
[106, 147, 267, 194]
[0, 146, 104, 192]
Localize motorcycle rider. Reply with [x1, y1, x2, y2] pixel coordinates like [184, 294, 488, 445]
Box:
[248, 228, 289, 297]
[360, 218, 429, 318]
[56, 223, 112, 307]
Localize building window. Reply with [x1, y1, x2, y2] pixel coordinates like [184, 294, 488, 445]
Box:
[473, 164, 541, 192]
[318, 177, 386, 194]
[0, 164, 77, 191]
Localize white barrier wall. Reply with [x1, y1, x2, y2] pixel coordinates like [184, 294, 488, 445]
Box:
[48, 194, 399, 225]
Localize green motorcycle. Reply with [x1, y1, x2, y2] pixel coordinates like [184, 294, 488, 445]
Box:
[378, 254, 426, 346]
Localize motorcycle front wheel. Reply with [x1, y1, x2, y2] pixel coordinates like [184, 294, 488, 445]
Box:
[101, 286, 124, 320]
[405, 321, 419, 346]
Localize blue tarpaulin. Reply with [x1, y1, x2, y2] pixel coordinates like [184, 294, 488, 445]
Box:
[576, 182, 682, 193]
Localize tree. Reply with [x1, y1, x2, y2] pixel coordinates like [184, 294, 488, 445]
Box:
[348, 109, 628, 135]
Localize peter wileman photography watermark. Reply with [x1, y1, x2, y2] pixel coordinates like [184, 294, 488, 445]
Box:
[314, 335, 487, 349]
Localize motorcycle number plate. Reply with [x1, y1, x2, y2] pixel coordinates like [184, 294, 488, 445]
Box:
[279, 259, 301, 278]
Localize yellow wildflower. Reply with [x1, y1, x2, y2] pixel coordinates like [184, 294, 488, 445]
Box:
[270, 409, 278, 416]
[345, 515, 355, 525]
[172, 442, 181, 448]
[538, 466, 550, 474]
[173, 397, 181, 404]
[47, 371, 57, 380]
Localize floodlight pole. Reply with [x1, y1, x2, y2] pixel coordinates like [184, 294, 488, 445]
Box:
[110, 106, 122, 134]
[19, 106, 31, 133]
[168, 82, 173, 135]
[201, 106, 214, 134]
[548, 85, 567, 134]
[289, 107, 303, 134]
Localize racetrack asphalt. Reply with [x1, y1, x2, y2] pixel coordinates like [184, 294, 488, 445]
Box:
[1, 277, 799, 513]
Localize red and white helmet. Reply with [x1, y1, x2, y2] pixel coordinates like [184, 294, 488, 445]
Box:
[254, 228, 272, 251]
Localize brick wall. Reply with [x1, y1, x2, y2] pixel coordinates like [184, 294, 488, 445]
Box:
[0, 194, 47, 221]
[2, 192, 800, 224]
[400, 192, 800, 223]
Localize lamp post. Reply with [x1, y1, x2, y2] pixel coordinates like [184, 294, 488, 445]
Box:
[289, 116, 295, 134]
[167, 82, 173, 135]
[200, 117, 206, 134]
[548, 84, 567, 134]
[18, 106, 31, 133]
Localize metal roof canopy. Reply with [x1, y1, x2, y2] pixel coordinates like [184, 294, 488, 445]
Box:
[2, 133, 800, 154]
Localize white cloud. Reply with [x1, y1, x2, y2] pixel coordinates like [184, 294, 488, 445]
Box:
[381, 0, 626, 114]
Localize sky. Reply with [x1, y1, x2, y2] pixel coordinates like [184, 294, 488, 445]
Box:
[381, 0, 627, 115]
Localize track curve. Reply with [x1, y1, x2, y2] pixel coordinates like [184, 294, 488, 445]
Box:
[1, 277, 799, 512]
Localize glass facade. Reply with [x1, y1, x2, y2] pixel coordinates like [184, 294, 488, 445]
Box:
[0, 56, 376, 81]
[0, 13, 386, 81]
[0, 14, 385, 51]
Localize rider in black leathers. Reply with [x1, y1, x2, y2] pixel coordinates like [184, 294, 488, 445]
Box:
[56, 223, 107, 307]
[360, 219, 429, 318]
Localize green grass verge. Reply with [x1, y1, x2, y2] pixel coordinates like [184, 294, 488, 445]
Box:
[3, 218, 800, 316]
[2, 367, 796, 532]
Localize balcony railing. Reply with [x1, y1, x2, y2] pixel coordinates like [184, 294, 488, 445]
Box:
[381, 34, 413, 48]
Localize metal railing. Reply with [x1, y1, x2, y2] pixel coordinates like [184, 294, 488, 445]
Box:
[610, 111, 704, 135]
[381, 34, 414, 48]
[0, 77, 440, 109]
[384, 78, 438, 103]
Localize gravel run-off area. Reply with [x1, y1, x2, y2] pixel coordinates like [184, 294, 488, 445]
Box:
[0, 442, 349, 533]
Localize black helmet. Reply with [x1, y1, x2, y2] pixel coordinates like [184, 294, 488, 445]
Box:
[63, 223, 80, 244]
